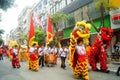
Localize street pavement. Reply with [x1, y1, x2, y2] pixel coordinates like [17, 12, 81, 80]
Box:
[0, 57, 120, 80]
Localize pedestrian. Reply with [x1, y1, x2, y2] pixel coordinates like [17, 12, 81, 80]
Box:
[116, 66, 120, 76]
[38, 45, 45, 67]
[114, 41, 120, 54]
[59, 45, 68, 69]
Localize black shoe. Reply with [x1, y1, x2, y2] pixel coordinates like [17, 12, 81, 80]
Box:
[100, 70, 110, 73]
[42, 65, 44, 67]
[17, 66, 21, 68]
[116, 73, 119, 76]
[13, 66, 16, 68]
[93, 69, 100, 72]
[96, 69, 100, 72]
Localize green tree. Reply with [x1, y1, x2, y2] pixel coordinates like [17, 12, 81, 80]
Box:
[0, 29, 4, 46]
[34, 27, 44, 46]
[0, 29, 4, 35]
[0, 38, 3, 46]
[95, 0, 117, 27]
[18, 33, 27, 45]
[87, 0, 118, 31]
[0, 0, 15, 11]
[50, 12, 70, 46]
[0, 0, 15, 21]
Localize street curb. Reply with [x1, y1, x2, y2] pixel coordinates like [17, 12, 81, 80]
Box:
[112, 62, 120, 65]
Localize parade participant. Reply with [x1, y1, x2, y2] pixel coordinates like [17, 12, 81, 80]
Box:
[75, 39, 89, 80]
[29, 48, 39, 71]
[38, 45, 45, 67]
[59, 45, 68, 69]
[45, 46, 56, 66]
[69, 21, 91, 80]
[28, 43, 38, 71]
[88, 28, 114, 73]
[50, 46, 58, 65]
[10, 45, 21, 68]
[0, 48, 3, 60]
[19, 45, 28, 61]
[44, 46, 51, 64]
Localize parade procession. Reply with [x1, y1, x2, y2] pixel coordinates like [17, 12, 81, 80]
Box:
[0, 0, 120, 80]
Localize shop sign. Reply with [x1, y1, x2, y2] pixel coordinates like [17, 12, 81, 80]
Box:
[110, 8, 120, 29]
[112, 14, 120, 24]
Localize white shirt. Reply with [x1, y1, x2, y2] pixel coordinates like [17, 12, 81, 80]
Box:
[38, 47, 44, 56]
[76, 45, 86, 55]
[29, 47, 35, 53]
[13, 48, 18, 55]
[51, 48, 57, 53]
[59, 48, 68, 57]
[44, 47, 51, 55]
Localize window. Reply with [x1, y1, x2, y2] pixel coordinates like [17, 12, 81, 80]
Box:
[43, 0, 47, 5]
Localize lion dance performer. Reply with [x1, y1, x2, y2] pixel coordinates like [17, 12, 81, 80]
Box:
[88, 28, 114, 73]
[69, 21, 91, 80]
[19, 45, 28, 61]
[10, 45, 21, 68]
[28, 43, 38, 71]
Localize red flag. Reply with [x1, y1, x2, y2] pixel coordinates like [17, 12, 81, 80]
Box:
[46, 15, 53, 45]
[28, 16, 35, 47]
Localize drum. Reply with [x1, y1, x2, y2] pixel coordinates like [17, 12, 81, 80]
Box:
[45, 53, 56, 65]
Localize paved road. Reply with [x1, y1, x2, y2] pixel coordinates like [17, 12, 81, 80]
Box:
[0, 57, 119, 80]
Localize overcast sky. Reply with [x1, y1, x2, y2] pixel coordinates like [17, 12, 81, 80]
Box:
[0, 0, 39, 36]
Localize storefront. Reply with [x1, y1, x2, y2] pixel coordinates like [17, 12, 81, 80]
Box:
[110, 8, 120, 52]
[90, 15, 111, 44]
[61, 16, 111, 46]
[60, 27, 73, 46]
[109, 8, 120, 61]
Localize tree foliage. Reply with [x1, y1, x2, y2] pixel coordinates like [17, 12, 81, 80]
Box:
[34, 27, 44, 46]
[87, 0, 118, 31]
[50, 12, 70, 46]
[95, 0, 118, 11]
[0, 29, 4, 35]
[0, 0, 15, 11]
[0, 38, 3, 46]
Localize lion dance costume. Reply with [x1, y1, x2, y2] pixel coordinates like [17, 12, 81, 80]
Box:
[9, 45, 21, 68]
[69, 21, 91, 80]
[28, 45, 38, 71]
[88, 28, 114, 73]
[19, 45, 28, 61]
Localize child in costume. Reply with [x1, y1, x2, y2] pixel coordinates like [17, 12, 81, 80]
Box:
[28, 44, 38, 71]
[69, 21, 91, 80]
[10, 45, 21, 68]
[74, 39, 89, 79]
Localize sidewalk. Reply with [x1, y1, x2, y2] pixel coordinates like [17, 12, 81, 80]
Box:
[108, 63, 120, 73]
